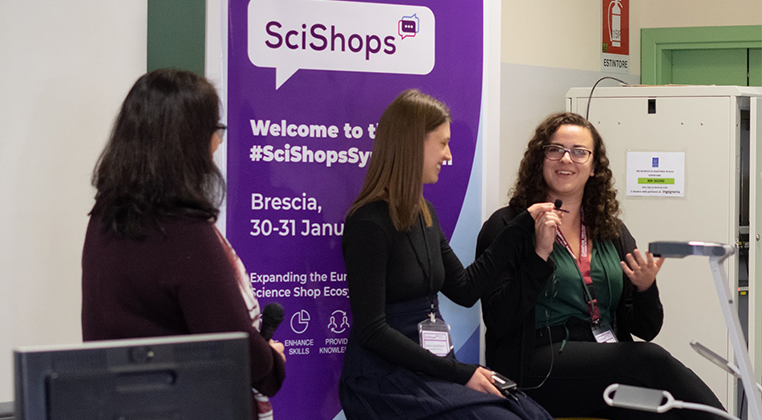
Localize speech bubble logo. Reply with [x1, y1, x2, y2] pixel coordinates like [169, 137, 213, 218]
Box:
[398, 14, 419, 39]
[248, 0, 435, 89]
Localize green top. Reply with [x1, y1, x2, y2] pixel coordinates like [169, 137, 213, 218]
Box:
[535, 239, 623, 329]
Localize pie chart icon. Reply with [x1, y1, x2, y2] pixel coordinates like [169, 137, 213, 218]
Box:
[290, 309, 310, 334]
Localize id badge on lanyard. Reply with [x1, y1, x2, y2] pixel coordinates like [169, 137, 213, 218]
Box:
[418, 313, 453, 357]
[556, 222, 617, 343]
[592, 320, 617, 343]
[410, 215, 454, 356]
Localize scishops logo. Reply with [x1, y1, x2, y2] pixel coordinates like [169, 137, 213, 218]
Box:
[264, 22, 397, 61]
[249, 0, 435, 89]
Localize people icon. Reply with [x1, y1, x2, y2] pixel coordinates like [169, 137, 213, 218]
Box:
[329, 310, 349, 334]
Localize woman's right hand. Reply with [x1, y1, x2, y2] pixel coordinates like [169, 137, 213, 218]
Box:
[269, 339, 286, 363]
[527, 203, 562, 261]
[465, 366, 504, 397]
[527, 202, 556, 220]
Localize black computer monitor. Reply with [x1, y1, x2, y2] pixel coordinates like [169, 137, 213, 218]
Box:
[14, 332, 252, 420]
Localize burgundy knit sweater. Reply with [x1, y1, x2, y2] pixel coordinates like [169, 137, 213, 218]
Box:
[82, 214, 285, 397]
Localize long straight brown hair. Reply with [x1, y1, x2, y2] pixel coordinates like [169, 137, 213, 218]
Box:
[347, 89, 451, 231]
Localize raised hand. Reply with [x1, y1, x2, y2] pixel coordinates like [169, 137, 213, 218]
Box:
[620, 248, 665, 292]
[527, 203, 563, 261]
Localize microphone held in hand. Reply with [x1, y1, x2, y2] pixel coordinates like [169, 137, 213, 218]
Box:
[554, 199, 569, 213]
[261, 303, 284, 341]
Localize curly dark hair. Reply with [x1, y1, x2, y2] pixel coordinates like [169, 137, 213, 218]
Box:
[90, 69, 225, 237]
[509, 112, 621, 240]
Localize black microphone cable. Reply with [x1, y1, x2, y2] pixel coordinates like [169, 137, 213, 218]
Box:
[585, 76, 630, 120]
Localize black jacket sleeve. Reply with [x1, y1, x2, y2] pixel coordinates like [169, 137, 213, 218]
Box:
[476, 206, 557, 383]
[440, 207, 553, 308]
[476, 207, 555, 338]
[613, 222, 664, 342]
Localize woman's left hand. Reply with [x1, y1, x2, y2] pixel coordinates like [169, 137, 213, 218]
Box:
[620, 248, 665, 292]
[465, 367, 504, 398]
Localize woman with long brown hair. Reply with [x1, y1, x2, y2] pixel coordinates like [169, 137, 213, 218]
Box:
[339, 89, 554, 419]
[477, 112, 724, 419]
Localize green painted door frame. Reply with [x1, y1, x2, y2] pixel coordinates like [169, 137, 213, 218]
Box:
[641, 25, 762, 85]
[752, 48, 762, 86]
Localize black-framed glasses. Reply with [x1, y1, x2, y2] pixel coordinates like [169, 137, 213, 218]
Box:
[214, 123, 227, 136]
[543, 145, 592, 163]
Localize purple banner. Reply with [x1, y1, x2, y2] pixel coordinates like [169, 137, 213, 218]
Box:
[227, 0, 483, 417]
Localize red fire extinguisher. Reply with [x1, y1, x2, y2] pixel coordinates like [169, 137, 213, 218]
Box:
[608, 0, 622, 48]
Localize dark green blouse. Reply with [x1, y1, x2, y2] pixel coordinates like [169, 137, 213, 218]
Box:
[535, 239, 623, 329]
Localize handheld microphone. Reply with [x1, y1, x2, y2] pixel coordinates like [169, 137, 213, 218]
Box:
[261, 303, 284, 341]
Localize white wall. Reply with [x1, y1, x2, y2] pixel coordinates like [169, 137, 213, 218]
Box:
[0, 1, 146, 401]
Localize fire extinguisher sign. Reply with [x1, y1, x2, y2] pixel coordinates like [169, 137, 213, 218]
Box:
[601, 0, 629, 74]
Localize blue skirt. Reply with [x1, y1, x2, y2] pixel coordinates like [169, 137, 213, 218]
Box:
[339, 297, 552, 420]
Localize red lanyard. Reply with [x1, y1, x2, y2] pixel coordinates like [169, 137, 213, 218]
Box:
[556, 222, 600, 324]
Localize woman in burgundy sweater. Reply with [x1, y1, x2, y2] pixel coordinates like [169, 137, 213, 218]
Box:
[81, 69, 285, 416]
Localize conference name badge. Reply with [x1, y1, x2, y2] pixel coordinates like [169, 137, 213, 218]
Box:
[592, 320, 618, 343]
[418, 316, 453, 356]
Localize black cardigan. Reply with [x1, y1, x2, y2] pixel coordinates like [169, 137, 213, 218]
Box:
[476, 206, 664, 386]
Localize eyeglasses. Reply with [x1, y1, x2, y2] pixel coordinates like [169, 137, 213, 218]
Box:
[543, 145, 592, 164]
[214, 123, 227, 136]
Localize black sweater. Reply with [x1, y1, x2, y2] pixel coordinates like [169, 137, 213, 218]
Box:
[342, 200, 551, 384]
[476, 206, 664, 386]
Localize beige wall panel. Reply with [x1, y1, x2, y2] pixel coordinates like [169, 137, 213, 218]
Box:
[641, 0, 762, 28]
[502, 0, 642, 74]
[0, 0, 147, 402]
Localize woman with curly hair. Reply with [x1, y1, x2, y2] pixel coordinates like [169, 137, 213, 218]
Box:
[476, 112, 723, 419]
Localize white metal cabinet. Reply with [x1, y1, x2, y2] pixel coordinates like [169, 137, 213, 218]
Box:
[567, 86, 762, 415]
[752, 97, 762, 380]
